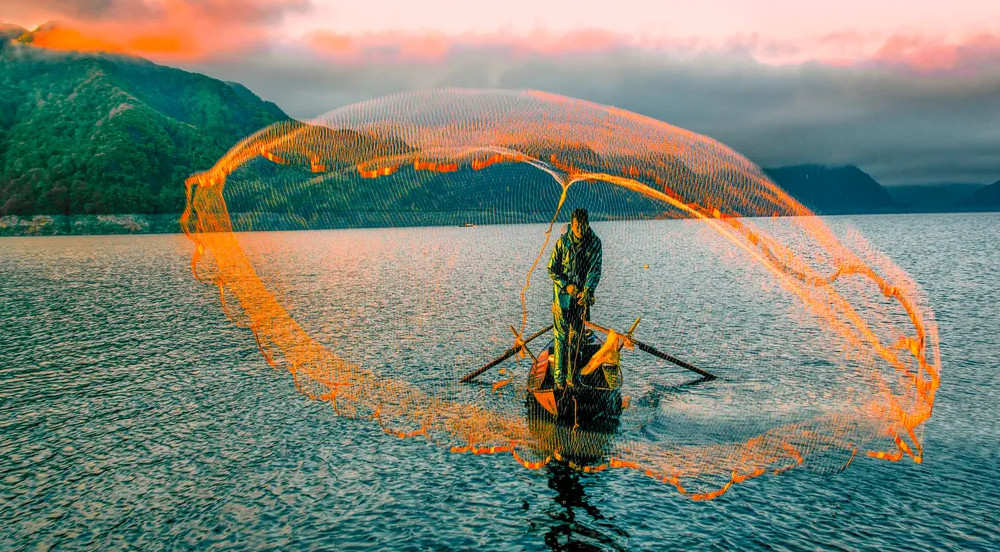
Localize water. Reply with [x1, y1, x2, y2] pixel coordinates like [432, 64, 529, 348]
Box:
[1, 213, 997, 551]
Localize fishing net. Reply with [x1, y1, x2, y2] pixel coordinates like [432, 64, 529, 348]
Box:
[181, 89, 940, 500]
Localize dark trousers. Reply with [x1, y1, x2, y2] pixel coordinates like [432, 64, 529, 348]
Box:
[552, 300, 587, 387]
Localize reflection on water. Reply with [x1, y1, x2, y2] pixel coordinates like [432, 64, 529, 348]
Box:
[631, 374, 714, 410]
[541, 463, 629, 552]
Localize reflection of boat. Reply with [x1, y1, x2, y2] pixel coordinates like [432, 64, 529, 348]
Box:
[540, 462, 630, 551]
[527, 405, 619, 464]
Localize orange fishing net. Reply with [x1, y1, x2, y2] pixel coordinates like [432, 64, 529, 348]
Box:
[181, 89, 939, 500]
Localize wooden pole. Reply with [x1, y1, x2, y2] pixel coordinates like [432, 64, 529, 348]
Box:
[459, 325, 553, 383]
[584, 321, 717, 380]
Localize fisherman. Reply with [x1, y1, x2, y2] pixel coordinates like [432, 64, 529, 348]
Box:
[548, 208, 602, 390]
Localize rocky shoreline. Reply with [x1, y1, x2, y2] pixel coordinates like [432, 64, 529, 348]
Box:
[0, 214, 182, 236]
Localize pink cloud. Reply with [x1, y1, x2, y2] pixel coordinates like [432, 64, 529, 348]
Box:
[864, 33, 1000, 74]
[302, 27, 1000, 76]
[304, 28, 700, 65]
[7, 0, 308, 61]
[306, 30, 453, 64]
[5, 0, 998, 76]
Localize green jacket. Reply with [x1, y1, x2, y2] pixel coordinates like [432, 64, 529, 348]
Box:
[548, 227, 602, 309]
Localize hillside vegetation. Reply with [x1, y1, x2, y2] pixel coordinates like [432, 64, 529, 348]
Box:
[1, 34, 995, 228]
[0, 38, 287, 215]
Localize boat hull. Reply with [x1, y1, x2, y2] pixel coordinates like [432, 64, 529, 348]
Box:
[524, 336, 624, 434]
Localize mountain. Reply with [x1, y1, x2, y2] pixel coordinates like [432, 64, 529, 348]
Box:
[0, 33, 988, 228]
[0, 37, 288, 216]
[884, 183, 987, 212]
[958, 180, 1000, 210]
[762, 164, 899, 215]
[218, 143, 669, 231]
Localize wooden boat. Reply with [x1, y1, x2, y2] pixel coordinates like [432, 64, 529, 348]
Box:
[525, 332, 625, 434]
[461, 318, 714, 463]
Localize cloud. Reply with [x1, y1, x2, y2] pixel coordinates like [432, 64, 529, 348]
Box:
[865, 33, 1000, 74]
[3, 4, 998, 183]
[4, 0, 310, 23]
[298, 28, 1000, 76]
[8, 1, 1000, 74]
[303, 28, 654, 65]
[5, 0, 310, 60]
[192, 37, 1000, 185]
[3, 0, 156, 22]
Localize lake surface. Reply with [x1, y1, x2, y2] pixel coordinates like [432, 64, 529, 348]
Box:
[1, 213, 997, 551]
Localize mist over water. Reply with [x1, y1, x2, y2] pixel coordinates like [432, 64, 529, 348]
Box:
[1, 213, 996, 551]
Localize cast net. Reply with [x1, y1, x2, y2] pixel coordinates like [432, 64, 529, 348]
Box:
[181, 89, 940, 500]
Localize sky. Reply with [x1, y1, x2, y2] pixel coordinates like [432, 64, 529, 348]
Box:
[3, 0, 1000, 184]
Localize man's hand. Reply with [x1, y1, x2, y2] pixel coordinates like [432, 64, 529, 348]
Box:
[565, 284, 577, 296]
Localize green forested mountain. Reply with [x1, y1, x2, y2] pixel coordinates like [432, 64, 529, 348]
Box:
[0, 39, 288, 215]
[220, 158, 671, 232]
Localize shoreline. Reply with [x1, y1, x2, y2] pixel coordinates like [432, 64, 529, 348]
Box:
[0, 214, 182, 237]
[1, 210, 997, 237]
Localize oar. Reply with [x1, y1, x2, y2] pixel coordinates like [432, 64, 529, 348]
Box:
[459, 325, 553, 383]
[584, 321, 717, 380]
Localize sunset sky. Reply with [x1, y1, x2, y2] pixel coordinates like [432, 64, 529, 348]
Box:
[3, 0, 1000, 184]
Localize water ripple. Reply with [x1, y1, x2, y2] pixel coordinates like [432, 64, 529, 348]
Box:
[1, 215, 997, 551]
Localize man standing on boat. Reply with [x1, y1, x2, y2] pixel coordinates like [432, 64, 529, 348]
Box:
[548, 208, 603, 390]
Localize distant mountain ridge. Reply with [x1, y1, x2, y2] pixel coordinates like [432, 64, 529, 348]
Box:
[0, 35, 996, 227]
[958, 180, 1000, 209]
[0, 37, 288, 215]
[761, 165, 999, 214]
[762, 164, 899, 215]
[883, 183, 987, 212]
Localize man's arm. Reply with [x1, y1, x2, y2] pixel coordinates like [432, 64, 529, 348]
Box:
[583, 238, 602, 298]
[548, 237, 570, 291]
